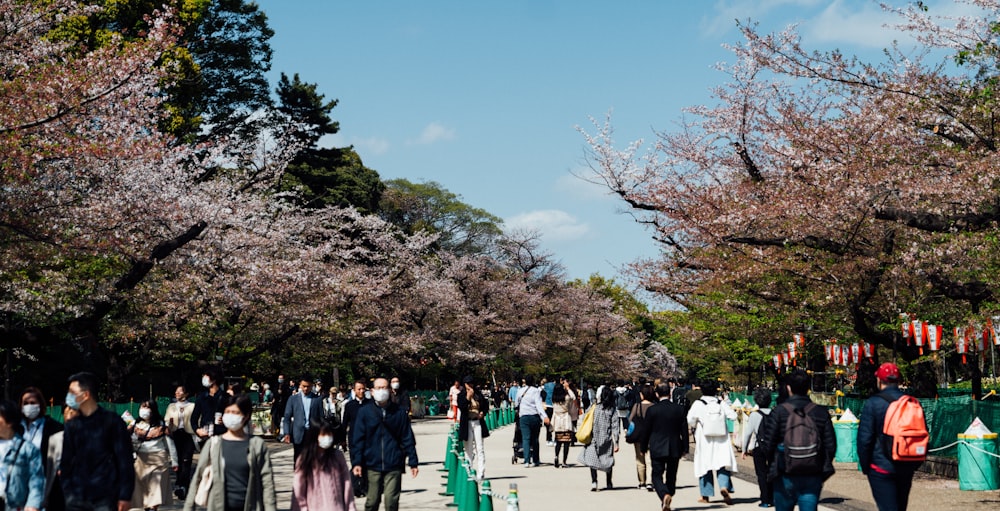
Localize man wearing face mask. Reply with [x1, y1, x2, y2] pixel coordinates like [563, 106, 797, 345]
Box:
[60, 372, 135, 511]
[270, 374, 288, 437]
[20, 387, 64, 511]
[388, 377, 410, 418]
[351, 378, 418, 511]
[191, 368, 225, 441]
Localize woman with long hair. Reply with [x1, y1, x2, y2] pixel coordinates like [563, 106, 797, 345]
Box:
[131, 400, 178, 511]
[578, 386, 620, 491]
[550, 378, 575, 468]
[184, 394, 277, 511]
[291, 423, 355, 511]
[456, 376, 490, 480]
[629, 384, 656, 491]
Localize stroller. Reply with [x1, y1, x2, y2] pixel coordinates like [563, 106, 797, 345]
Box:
[511, 412, 524, 463]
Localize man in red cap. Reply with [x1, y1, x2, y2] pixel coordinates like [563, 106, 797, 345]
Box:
[857, 362, 924, 511]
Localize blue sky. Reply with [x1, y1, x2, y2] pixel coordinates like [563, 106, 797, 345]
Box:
[255, 0, 963, 291]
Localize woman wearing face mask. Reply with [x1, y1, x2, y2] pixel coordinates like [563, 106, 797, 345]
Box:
[291, 424, 355, 511]
[19, 388, 64, 511]
[0, 399, 45, 511]
[130, 401, 178, 511]
[184, 395, 276, 511]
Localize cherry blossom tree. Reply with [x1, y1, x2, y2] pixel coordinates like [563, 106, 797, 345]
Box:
[582, 0, 1000, 378]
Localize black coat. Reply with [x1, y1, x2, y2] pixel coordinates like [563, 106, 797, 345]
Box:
[457, 390, 491, 441]
[640, 399, 688, 459]
[758, 394, 837, 481]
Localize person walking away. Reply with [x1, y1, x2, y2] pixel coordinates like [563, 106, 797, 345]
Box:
[0, 399, 45, 511]
[687, 380, 738, 505]
[550, 379, 575, 468]
[857, 363, 925, 511]
[614, 383, 634, 432]
[129, 401, 178, 511]
[60, 372, 134, 511]
[165, 385, 196, 501]
[350, 378, 418, 511]
[741, 387, 775, 508]
[19, 387, 64, 511]
[183, 394, 276, 511]
[291, 424, 355, 511]
[542, 377, 556, 446]
[515, 376, 549, 467]
[192, 368, 225, 442]
[283, 376, 324, 463]
[456, 376, 490, 479]
[758, 369, 836, 511]
[630, 384, 656, 490]
[578, 386, 620, 491]
[640, 383, 688, 511]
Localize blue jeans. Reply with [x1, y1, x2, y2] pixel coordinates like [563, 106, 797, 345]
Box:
[698, 467, 733, 497]
[774, 474, 823, 511]
[519, 414, 541, 464]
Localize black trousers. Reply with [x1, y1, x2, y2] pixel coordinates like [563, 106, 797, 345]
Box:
[172, 430, 196, 489]
[752, 449, 774, 505]
[867, 468, 916, 511]
[651, 456, 681, 500]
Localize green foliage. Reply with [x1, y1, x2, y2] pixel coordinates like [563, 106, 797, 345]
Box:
[379, 179, 503, 256]
[276, 72, 339, 147]
[283, 147, 385, 214]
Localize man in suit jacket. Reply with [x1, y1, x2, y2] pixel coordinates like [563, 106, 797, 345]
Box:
[641, 382, 689, 511]
[282, 375, 324, 462]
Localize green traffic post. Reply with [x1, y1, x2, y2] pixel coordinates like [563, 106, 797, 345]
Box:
[462, 471, 479, 511]
[478, 480, 493, 511]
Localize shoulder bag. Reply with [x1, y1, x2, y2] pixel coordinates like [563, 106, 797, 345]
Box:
[575, 405, 596, 445]
[193, 437, 217, 507]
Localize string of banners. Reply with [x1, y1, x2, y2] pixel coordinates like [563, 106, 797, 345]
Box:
[771, 314, 1000, 368]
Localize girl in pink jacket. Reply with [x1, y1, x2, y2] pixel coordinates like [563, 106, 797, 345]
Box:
[291, 424, 356, 511]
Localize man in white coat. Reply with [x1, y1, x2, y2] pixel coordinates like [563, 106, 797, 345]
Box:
[687, 380, 738, 505]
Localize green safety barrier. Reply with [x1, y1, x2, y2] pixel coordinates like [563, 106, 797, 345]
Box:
[958, 433, 1000, 491]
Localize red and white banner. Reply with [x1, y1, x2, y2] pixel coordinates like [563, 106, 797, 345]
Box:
[927, 325, 942, 351]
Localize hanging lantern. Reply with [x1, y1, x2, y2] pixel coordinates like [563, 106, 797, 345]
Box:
[833, 345, 842, 366]
[773, 354, 781, 367]
[863, 342, 874, 361]
[851, 343, 860, 368]
[992, 316, 1000, 346]
[794, 332, 805, 348]
[788, 341, 796, 361]
[900, 313, 911, 343]
[927, 325, 942, 352]
[825, 342, 834, 363]
[974, 325, 986, 352]
[912, 320, 925, 355]
[956, 327, 968, 364]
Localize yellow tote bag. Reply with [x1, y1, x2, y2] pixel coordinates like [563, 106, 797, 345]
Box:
[575, 405, 595, 444]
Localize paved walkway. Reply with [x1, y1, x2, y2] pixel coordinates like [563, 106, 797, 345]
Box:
[164, 416, 1000, 511]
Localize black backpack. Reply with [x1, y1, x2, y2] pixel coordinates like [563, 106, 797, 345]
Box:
[781, 402, 823, 474]
[615, 389, 631, 410]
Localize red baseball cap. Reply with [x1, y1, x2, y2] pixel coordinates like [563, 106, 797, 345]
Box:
[875, 362, 900, 382]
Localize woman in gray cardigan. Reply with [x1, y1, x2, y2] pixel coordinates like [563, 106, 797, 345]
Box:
[184, 395, 276, 511]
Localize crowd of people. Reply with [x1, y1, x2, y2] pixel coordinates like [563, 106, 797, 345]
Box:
[0, 362, 921, 511]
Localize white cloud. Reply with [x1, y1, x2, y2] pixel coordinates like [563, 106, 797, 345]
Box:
[702, 0, 822, 37]
[554, 171, 617, 202]
[408, 122, 456, 145]
[504, 209, 590, 242]
[804, 1, 909, 48]
[317, 133, 390, 155]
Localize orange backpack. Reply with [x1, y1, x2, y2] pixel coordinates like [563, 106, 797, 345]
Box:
[879, 393, 929, 462]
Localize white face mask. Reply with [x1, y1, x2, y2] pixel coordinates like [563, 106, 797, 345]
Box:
[372, 389, 390, 403]
[21, 404, 40, 420]
[138, 408, 151, 420]
[363, 390, 372, 400]
[222, 413, 244, 431]
[318, 436, 334, 449]
[202, 376, 212, 388]
[391, 382, 400, 390]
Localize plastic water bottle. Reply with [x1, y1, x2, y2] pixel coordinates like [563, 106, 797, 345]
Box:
[505, 483, 518, 511]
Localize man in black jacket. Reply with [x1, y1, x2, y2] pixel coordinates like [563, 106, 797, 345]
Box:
[640, 382, 689, 511]
[857, 362, 922, 511]
[351, 377, 418, 511]
[343, 379, 371, 497]
[758, 369, 836, 511]
[60, 372, 134, 511]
